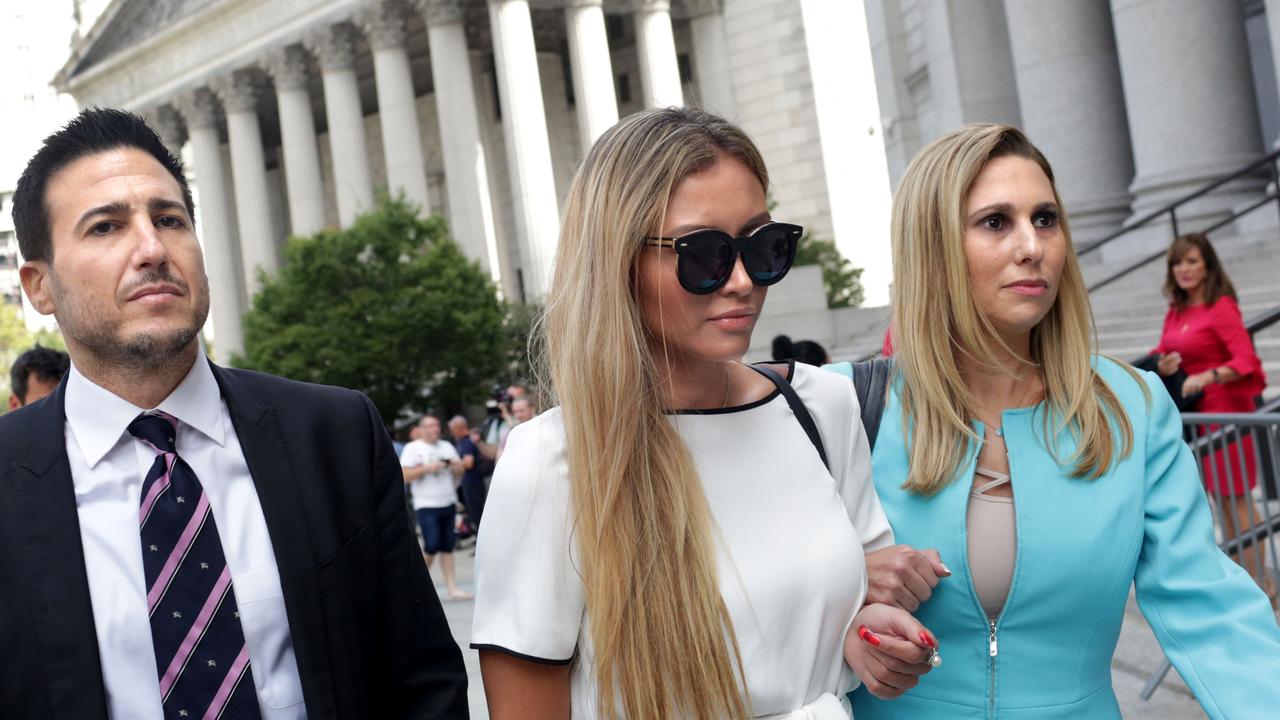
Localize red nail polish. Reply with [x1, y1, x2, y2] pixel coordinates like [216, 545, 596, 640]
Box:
[919, 631, 937, 649]
[858, 625, 882, 647]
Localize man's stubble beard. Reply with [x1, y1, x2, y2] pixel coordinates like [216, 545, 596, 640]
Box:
[51, 268, 211, 371]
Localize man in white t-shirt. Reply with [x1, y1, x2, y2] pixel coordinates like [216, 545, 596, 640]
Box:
[401, 415, 470, 600]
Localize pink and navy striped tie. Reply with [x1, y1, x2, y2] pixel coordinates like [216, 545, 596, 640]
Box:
[130, 412, 263, 720]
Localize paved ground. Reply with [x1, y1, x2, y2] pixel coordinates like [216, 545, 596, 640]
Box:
[432, 540, 489, 719]
[438, 548, 1216, 719]
[1110, 593, 1208, 720]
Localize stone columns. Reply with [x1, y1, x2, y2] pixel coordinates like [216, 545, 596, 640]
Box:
[539, 51, 579, 203]
[631, 0, 683, 108]
[174, 89, 246, 362]
[364, 1, 433, 214]
[686, 0, 735, 117]
[213, 69, 280, 295]
[487, 0, 561, 299]
[308, 23, 376, 227]
[1111, 0, 1266, 227]
[263, 45, 327, 238]
[1003, 0, 1133, 242]
[151, 105, 188, 157]
[564, 0, 618, 149]
[418, 0, 502, 282]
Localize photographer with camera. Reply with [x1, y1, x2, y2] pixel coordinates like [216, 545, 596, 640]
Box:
[472, 384, 533, 466]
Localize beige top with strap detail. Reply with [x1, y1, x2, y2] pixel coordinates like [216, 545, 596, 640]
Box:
[966, 466, 1016, 620]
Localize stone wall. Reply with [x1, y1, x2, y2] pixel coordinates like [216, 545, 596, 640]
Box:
[721, 0, 834, 241]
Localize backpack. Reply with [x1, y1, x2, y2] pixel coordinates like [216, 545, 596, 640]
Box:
[849, 358, 894, 452]
[748, 358, 895, 472]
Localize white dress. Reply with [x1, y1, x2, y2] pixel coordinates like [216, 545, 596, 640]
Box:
[471, 363, 893, 719]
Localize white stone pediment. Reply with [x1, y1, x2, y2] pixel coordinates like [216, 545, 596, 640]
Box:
[71, 0, 220, 78]
[56, 0, 367, 111]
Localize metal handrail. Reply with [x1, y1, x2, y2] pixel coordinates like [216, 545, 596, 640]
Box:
[1140, 409, 1280, 701]
[1180, 411, 1280, 450]
[1086, 192, 1280, 294]
[1244, 304, 1280, 344]
[1085, 188, 1280, 294]
[1077, 147, 1280, 260]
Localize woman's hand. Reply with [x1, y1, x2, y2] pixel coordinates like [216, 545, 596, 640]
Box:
[1182, 370, 1215, 396]
[864, 545, 950, 611]
[1157, 351, 1182, 377]
[844, 603, 938, 699]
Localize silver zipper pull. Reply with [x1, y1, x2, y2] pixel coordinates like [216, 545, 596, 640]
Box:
[989, 621, 998, 657]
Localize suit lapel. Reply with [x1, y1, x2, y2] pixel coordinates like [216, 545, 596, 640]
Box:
[210, 363, 338, 719]
[12, 378, 109, 718]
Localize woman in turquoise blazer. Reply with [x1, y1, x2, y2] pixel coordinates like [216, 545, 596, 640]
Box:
[836, 124, 1280, 719]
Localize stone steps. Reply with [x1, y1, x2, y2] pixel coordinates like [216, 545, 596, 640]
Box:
[1090, 230, 1280, 397]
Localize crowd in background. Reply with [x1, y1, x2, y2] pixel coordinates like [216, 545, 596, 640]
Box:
[395, 383, 536, 597]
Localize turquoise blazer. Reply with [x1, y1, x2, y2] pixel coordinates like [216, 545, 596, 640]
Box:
[827, 358, 1280, 719]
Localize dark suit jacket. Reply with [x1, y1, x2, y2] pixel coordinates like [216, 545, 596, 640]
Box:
[0, 361, 469, 719]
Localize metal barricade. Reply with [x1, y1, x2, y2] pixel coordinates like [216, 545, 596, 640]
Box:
[1141, 412, 1280, 700]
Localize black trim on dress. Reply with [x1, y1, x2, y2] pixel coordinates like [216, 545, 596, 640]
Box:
[667, 360, 795, 415]
[470, 643, 574, 666]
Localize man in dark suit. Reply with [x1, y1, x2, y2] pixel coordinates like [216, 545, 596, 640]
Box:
[0, 108, 468, 718]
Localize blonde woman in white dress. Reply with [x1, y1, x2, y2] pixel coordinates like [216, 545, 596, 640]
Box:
[471, 108, 937, 720]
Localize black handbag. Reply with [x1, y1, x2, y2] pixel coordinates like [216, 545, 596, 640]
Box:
[1132, 353, 1202, 412]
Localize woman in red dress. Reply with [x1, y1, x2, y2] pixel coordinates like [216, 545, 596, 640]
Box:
[1151, 233, 1271, 598]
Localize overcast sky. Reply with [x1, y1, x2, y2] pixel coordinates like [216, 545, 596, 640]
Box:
[0, 2, 83, 192]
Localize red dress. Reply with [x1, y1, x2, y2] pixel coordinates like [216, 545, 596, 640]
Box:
[1152, 296, 1266, 495]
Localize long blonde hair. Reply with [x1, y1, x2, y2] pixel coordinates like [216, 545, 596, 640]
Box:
[539, 107, 764, 719]
[891, 123, 1139, 494]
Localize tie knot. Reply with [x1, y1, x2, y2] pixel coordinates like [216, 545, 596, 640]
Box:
[129, 412, 177, 454]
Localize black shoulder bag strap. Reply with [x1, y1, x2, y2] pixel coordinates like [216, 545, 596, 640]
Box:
[749, 363, 830, 473]
[851, 358, 894, 452]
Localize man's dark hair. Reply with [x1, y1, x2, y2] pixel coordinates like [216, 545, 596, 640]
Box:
[10, 345, 71, 404]
[11, 107, 195, 264]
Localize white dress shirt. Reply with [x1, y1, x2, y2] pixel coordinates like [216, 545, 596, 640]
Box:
[64, 359, 306, 719]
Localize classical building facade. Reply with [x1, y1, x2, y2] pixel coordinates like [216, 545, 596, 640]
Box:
[865, 0, 1280, 250]
[55, 0, 883, 361]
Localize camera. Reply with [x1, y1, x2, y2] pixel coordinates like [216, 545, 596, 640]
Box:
[486, 384, 512, 417]
[490, 384, 513, 406]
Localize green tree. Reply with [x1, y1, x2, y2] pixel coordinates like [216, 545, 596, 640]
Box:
[501, 301, 543, 390]
[794, 231, 865, 309]
[767, 194, 864, 308]
[32, 327, 66, 352]
[237, 198, 509, 424]
[0, 305, 33, 408]
[0, 304, 31, 354]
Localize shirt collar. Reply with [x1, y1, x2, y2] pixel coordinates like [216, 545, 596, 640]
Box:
[65, 356, 227, 468]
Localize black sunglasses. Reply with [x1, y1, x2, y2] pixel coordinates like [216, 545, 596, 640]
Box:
[643, 222, 803, 295]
